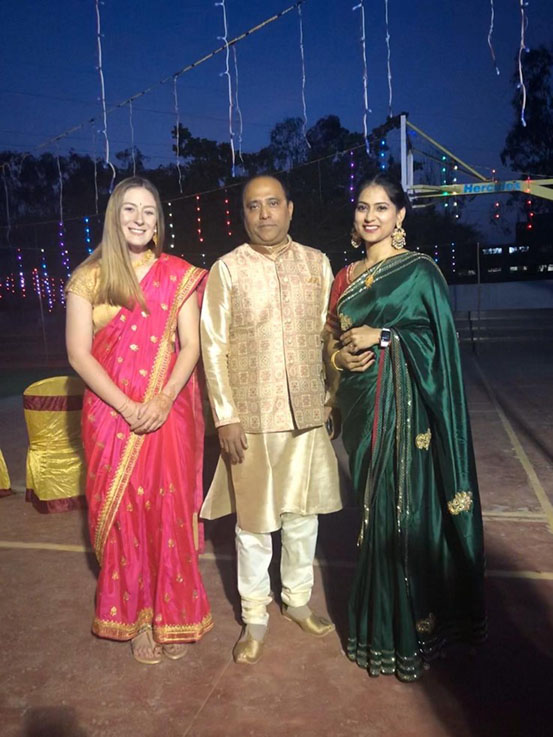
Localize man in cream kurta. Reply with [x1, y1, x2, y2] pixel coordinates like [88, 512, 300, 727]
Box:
[200, 175, 341, 664]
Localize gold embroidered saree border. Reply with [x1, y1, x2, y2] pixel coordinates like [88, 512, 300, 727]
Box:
[93, 265, 204, 564]
[337, 252, 426, 312]
[92, 610, 214, 642]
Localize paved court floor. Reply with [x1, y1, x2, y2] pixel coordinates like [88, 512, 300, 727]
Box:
[1, 342, 552, 737]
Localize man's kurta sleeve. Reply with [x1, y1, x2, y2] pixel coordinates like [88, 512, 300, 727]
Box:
[320, 254, 338, 408]
[200, 260, 240, 428]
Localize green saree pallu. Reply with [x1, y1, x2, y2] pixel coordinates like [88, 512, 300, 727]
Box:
[335, 252, 486, 682]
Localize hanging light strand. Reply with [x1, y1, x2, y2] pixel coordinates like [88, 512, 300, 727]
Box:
[56, 155, 70, 278]
[173, 76, 184, 193]
[353, 1, 371, 155]
[129, 100, 137, 176]
[216, 0, 236, 177]
[92, 128, 99, 215]
[384, 0, 393, 117]
[487, 1, 500, 76]
[95, 0, 117, 190]
[297, 4, 311, 148]
[517, 0, 529, 127]
[232, 46, 244, 165]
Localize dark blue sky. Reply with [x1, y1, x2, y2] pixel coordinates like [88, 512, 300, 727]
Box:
[1, 0, 552, 239]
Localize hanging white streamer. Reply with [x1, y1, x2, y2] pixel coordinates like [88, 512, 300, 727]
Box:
[487, 0, 500, 75]
[353, 2, 371, 155]
[173, 76, 184, 193]
[297, 4, 311, 148]
[129, 100, 137, 176]
[384, 0, 393, 117]
[95, 0, 116, 190]
[232, 46, 244, 164]
[216, 0, 236, 177]
[517, 0, 528, 127]
[92, 127, 99, 215]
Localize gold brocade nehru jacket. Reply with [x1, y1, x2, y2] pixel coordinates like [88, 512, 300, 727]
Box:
[201, 241, 333, 433]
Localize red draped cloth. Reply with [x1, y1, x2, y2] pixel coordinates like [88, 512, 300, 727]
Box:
[82, 254, 213, 643]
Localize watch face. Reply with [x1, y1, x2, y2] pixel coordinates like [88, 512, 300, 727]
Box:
[380, 328, 391, 348]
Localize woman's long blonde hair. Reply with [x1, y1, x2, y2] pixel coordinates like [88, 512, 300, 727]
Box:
[78, 177, 165, 309]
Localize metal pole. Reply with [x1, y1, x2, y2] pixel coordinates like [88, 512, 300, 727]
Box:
[400, 114, 407, 193]
[475, 241, 481, 355]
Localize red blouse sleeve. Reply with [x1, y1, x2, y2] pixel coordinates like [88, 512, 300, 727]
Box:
[326, 265, 350, 338]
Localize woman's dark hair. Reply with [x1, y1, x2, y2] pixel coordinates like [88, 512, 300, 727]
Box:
[355, 173, 410, 214]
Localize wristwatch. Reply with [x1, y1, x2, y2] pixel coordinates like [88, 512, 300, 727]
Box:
[379, 328, 392, 349]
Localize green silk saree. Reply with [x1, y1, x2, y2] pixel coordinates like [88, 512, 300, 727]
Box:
[334, 252, 486, 681]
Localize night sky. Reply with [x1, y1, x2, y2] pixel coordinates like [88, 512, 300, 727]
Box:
[1, 0, 552, 240]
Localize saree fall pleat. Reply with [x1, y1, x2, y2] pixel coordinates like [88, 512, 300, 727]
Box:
[68, 254, 213, 643]
[328, 252, 486, 681]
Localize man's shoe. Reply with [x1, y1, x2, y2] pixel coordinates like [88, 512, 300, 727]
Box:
[282, 605, 335, 638]
[232, 628, 265, 665]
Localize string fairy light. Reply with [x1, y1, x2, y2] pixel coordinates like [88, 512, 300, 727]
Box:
[525, 176, 534, 230]
[231, 46, 244, 165]
[517, 0, 529, 127]
[440, 154, 449, 209]
[487, 0, 500, 76]
[222, 190, 233, 237]
[348, 150, 356, 203]
[83, 216, 93, 254]
[452, 163, 459, 217]
[216, 0, 236, 177]
[379, 138, 387, 171]
[353, 1, 371, 155]
[56, 155, 70, 278]
[167, 201, 176, 249]
[195, 195, 204, 245]
[297, 3, 311, 148]
[95, 0, 117, 190]
[39, 248, 54, 312]
[173, 76, 184, 193]
[384, 0, 393, 117]
[16, 248, 26, 298]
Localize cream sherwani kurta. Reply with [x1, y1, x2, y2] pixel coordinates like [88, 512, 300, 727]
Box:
[200, 239, 341, 534]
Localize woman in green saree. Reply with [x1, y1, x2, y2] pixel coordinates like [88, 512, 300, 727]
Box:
[326, 175, 486, 682]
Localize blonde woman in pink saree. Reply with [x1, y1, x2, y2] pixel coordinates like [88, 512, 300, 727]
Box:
[66, 177, 212, 664]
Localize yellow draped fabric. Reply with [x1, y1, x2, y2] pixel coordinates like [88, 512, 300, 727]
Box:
[23, 376, 87, 513]
[0, 449, 12, 496]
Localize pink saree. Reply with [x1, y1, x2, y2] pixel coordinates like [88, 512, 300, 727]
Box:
[82, 254, 213, 643]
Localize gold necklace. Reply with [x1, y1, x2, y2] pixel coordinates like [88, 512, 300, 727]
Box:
[131, 249, 155, 270]
[364, 256, 388, 288]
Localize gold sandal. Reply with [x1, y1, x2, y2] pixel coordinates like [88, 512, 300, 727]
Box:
[162, 643, 188, 661]
[131, 629, 163, 665]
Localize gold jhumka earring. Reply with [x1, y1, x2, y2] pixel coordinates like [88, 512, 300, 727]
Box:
[152, 230, 158, 246]
[350, 229, 362, 249]
[391, 224, 406, 250]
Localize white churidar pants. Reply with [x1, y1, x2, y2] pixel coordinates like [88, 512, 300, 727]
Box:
[236, 512, 319, 626]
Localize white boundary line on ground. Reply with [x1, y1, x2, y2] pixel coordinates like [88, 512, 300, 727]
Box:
[473, 358, 553, 536]
[1, 541, 552, 580]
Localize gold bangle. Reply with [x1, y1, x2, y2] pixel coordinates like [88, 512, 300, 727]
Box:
[330, 349, 344, 372]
